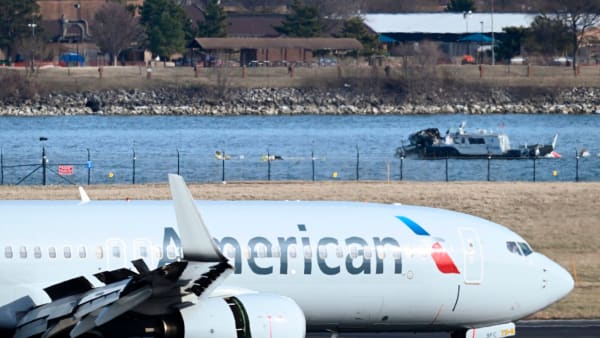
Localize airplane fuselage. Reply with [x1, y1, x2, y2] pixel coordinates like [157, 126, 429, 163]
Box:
[0, 200, 573, 333]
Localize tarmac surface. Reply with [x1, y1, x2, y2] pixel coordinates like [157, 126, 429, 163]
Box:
[306, 320, 600, 338]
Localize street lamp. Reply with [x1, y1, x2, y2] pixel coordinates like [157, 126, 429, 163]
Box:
[27, 21, 37, 72]
[491, 0, 495, 65]
[480, 21, 484, 64]
[463, 10, 472, 33]
[74, 3, 81, 66]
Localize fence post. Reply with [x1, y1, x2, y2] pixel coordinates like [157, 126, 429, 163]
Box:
[176, 149, 180, 176]
[42, 143, 47, 186]
[532, 156, 537, 182]
[132, 148, 136, 184]
[221, 150, 226, 182]
[311, 150, 315, 181]
[267, 149, 271, 181]
[355, 146, 360, 181]
[399, 156, 404, 181]
[487, 153, 491, 181]
[87, 148, 91, 185]
[575, 150, 580, 182]
[445, 157, 449, 182]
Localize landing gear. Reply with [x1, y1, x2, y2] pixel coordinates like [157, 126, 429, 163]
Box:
[450, 330, 467, 338]
[326, 330, 339, 338]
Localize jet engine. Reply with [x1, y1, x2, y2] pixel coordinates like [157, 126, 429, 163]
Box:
[94, 293, 306, 338]
[180, 293, 306, 338]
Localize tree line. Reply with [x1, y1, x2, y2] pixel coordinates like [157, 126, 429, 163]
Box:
[1, 0, 600, 71]
[0, 0, 380, 66]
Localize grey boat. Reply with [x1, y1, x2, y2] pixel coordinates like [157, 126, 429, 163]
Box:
[396, 123, 558, 159]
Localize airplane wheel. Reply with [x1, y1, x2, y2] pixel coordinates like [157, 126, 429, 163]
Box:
[450, 330, 466, 338]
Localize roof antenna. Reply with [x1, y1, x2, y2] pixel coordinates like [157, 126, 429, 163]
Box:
[78, 186, 90, 204]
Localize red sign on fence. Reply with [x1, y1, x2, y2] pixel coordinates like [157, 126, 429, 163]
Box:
[58, 165, 74, 175]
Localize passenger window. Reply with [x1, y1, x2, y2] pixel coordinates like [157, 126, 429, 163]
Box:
[112, 246, 120, 258]
[518, 242, 533, 256]
[364, 246, 372, 259]
[4, 246, 13, 259]
[288, 245, 297, 258]
[19, 246, 27, 259]
[336, 246, 344, 258]
[49, 247, 56, 259]
[139, 246, 148, 258]
[392, 247, 402, 259]
[350, 245, 358, 259]
[271, 246, 280, 258]
[506, 241, 522, 256]
[34, 246, 42, 259]
[96, 246, 104, 259]
[153, 246, 162, 259]
[79, 246, 86, 259]
[64, 247, 72, 259]
[225, 245, 236, 258]
[303, 246, 312, 259]
[376, 246, 386, 259]
[318, 246, 327, 259]
[255, 244, 266, 258]
[167, 244, 177, 259]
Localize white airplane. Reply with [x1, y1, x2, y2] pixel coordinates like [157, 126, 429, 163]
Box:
[0, 175, 573, 338]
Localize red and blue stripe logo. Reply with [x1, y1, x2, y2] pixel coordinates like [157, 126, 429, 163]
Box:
[397, 216, 460, 274]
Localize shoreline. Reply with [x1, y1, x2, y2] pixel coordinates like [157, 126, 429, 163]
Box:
[2, 86, 600, 116]
[2, 82, 600, 116]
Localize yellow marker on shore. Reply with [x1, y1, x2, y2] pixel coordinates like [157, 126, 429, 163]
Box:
[553, 170, 558, 177]
[108, 172, 115, 179]
[332, 171, 338, 178]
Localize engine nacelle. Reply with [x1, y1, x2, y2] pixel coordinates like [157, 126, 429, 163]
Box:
[180, 293, 306, 338]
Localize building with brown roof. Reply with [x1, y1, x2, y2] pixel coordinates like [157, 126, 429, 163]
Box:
[188, 37, 362, 66]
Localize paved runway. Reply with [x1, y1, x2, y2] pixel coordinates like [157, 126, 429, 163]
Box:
[307, 320, 600, 338]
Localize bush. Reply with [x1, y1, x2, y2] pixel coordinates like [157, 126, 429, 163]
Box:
[0, 70, 40, 103]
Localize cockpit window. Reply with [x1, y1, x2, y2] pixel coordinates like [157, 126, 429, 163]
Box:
[518, 242, 533, 256]
[506, 241, 522, 255]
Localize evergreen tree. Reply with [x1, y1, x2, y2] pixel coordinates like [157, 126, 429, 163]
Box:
[524, 16, 571, 56]
[446, 0, 476, 13]
[0, 0, 41, 62]
[141, 0, 186, 60]
[197, 0, 227, 37]
[339, 17, 381, 56]
[275, 0, 321, 37]
[494, 26, 527, 61]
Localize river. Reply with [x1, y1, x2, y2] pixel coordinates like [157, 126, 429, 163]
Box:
[0, 114, 598, 184]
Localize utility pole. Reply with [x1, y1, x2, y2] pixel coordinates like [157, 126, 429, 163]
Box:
[74, 3, 81, 65]
[28, 20, 37, 72]
[491, 0, 495, 65]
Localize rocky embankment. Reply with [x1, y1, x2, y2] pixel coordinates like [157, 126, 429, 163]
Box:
[2, 86, 600, 116]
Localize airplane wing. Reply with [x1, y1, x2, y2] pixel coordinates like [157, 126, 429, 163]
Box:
[10, 175, 233, 338]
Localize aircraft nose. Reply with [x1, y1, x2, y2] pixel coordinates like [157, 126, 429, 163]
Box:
[543, 258, 574, 303]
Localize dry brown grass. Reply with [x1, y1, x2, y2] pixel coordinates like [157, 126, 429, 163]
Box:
[1, 181, 598, 318]
[9, 63, 600, 92]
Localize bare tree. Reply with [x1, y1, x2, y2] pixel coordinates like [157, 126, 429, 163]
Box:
[541, 0, 600, 74]
[92, 2, 145, 66]
[303, 0, 365, 19]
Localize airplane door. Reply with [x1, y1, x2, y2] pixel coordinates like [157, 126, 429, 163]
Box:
[459, 228, 483, 284]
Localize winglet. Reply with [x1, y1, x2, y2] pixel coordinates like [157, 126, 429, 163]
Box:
[168, 174, 226, 262]
[78, 187, 90, 204]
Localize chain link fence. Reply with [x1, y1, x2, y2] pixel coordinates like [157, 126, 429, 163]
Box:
[1, 147, 598, 185]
